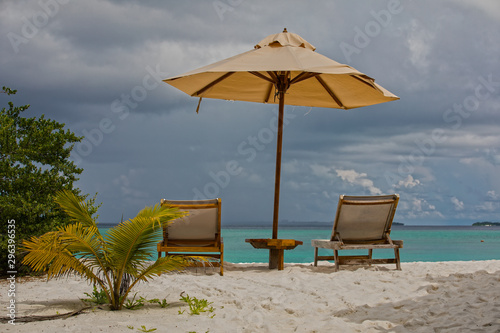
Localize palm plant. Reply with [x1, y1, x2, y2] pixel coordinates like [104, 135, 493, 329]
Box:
[22, 190, 190, 310]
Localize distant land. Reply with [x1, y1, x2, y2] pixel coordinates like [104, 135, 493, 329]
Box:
[472, 222, 500, 226]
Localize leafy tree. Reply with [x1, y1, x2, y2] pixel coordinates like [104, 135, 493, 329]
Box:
[22, 190, 190, 310]
[0, 86, 93, 274]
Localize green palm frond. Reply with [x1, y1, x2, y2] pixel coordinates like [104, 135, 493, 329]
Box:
[105, 205, 185, 272]
[21, 224, 108, 284]
[105, 216, 161, 265]
[22, 191, 190, 310]
[54, 190, 97, 228]
[136, 203, 187, 228]
[57, 223, 108, 271]
[22, 231, 66, 272]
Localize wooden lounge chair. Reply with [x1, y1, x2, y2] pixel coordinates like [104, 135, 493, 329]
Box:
[311, 194, 402, 272]
[157, 198, 224, 275]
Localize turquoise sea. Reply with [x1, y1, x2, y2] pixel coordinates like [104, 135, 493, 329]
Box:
[100, 225, 500, 264]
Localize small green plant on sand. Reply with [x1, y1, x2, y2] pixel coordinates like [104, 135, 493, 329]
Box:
[137, 326, 157, 332]
[83, 285, 109, 305]
[124, 293, 147, 310]
[179, 292, 215, 315]
[149, 298, 169, 308]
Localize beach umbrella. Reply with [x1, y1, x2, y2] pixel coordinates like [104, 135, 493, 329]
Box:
[163, 29, 399, 259]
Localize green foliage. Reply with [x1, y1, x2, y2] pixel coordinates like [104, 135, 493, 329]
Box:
[153, 298, 170, 308]
[83, 285, 109, 305]
[179, 292, 215, 316]
[0, 86, 98, 274]
[472, 221, 500, 226]
[137, 326, 157, 332]
[21, 190, 190, 310]
[124, 293, 146, 310]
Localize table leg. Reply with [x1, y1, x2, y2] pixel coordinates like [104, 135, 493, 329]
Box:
[277, 250, 284, 270]
[269, 249, 279, 269]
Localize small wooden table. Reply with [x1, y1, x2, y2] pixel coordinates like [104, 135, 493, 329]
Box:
[245, 238, 303, 270]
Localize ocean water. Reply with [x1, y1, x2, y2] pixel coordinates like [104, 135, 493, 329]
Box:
[99, 225, 500, 264]
[223, 226, 500, 264]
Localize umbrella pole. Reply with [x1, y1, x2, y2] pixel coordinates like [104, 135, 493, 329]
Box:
[269, 89, 285, 269]
[272, 90, 285, 239]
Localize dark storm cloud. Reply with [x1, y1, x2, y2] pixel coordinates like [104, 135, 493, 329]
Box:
[2, 0, 500, 225]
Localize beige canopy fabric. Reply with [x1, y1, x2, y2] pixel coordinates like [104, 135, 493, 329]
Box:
[163, 29, 399, 244]
[165, 29, 398, 109]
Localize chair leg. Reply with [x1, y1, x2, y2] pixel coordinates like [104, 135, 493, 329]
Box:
[158, 252, 162, 276]
[368, 249, 373, 267]
[220, 244, 224, 276]
[314, 247, 318, 267]
[334, 250, 339, 272]
[394, 248, 401, 270]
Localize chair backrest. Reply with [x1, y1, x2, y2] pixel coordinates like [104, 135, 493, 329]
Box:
[160, 199, 221, 241]
[331, 194, 399, 242]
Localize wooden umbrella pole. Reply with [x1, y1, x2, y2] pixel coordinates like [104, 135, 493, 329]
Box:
[269, 88, 285, 269]
[272, 88, 285, 240]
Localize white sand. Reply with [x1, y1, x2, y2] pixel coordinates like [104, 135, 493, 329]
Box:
[3, 261, 500, 332]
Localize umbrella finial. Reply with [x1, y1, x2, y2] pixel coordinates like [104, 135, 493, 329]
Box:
[283, 28, 287, 33]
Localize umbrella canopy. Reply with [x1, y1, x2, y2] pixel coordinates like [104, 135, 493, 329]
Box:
[165, 28, 398, 109]
[163, 29, 399, 240]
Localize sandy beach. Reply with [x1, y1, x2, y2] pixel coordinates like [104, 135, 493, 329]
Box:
[2, 260, 500, 332]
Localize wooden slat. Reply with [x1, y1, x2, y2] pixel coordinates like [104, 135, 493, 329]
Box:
[161, 203, 219, 209]
[340, 244, 401, 250]
[185, 262, 221, 268]
[313, 241, 402, 250]
[338, 258, 397, 265]
[316, 255, 336, 261]
[165, 253, 221, 258]
[158, 246, 221, 253]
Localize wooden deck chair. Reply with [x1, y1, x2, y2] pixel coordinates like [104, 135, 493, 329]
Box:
[157, 198, 224, 275]
[311, 194, 402, 272]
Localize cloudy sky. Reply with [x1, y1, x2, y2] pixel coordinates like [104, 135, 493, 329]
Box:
[2, 0, 500, 226]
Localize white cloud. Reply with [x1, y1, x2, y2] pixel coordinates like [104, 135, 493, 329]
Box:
[454, 0, 500, 20]
[406, 19, 434, 71]
[403, 197, 444, 220]
[394, 175, 421, 189]
[487, 190, 498, 200]
[475, 201, 499, 213]
[310, 164, 336, 181]
[335, 169, 382, 195]
[451, 197, 464, 211]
